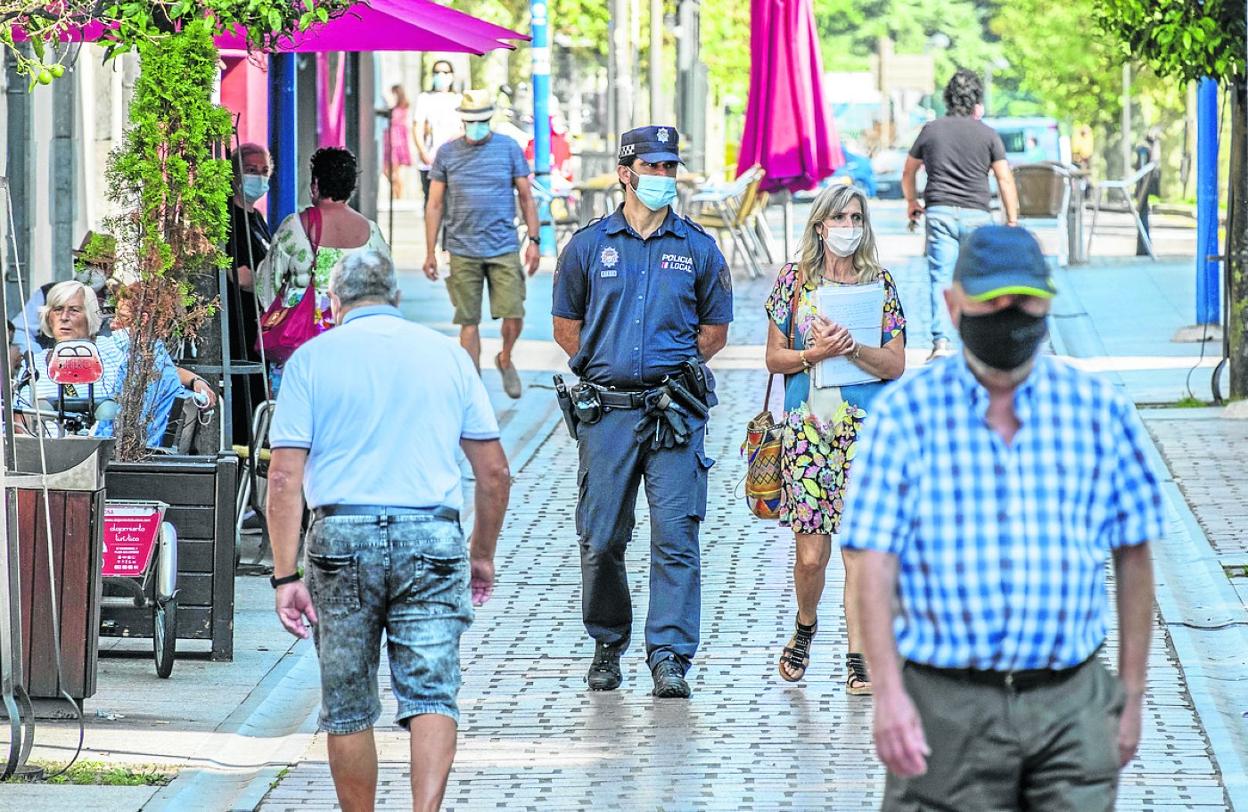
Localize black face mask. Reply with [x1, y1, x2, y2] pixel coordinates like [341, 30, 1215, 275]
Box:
[958, 304, 1048, 372]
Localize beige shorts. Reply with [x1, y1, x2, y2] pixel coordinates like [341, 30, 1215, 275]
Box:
[446, 253, 525, 325]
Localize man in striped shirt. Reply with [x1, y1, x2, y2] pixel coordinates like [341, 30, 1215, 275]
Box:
[841, 226, 1164, 810]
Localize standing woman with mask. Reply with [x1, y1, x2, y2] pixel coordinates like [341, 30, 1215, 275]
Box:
[225, 143, 272, 446]
[763, 184, 906, 693]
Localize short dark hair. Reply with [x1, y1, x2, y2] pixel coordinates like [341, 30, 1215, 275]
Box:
[617, 156, 636, 193]
[943, 68, 983, 116]
[432, 59, 453, 74]
[310, 147, 358, 202]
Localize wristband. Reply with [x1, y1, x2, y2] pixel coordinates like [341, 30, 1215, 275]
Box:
[270, 572, 302, 588]
[851, 342, 862, 362]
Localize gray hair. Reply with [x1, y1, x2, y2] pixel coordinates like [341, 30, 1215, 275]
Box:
[329, 250, 399, 308]
[232, 142, 270, 180]
[39, 280, 103, 338]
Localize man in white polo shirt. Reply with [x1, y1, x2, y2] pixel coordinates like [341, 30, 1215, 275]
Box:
[266, 249, 511, 812]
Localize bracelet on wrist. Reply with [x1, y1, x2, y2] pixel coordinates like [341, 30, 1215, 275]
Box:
[851, 342, 862, 362]
[799, 349, 811, 370]
[270, 571, 302, 588]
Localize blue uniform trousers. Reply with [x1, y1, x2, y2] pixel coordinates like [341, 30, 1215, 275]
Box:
[575, 406, 713, 672]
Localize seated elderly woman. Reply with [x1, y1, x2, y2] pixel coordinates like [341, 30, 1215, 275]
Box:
[14, 280, 216, 446]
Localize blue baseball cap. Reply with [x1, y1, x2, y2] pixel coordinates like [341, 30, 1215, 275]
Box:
[618, 126, 683, 164]
[953, 226, 1057, 301]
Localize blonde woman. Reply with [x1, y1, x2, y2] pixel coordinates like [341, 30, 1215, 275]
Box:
[763, 184, 906, 692]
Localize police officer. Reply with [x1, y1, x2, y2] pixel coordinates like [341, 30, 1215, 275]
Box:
[552, 126, 733, 698]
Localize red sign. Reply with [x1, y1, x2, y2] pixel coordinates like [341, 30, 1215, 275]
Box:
[102, 503, 162, 578]
[47, 340, 104, 386]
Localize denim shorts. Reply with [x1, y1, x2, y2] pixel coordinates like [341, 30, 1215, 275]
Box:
[305, 511, 474, 734]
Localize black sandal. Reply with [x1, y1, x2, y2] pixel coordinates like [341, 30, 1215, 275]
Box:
[778, 616, 817, 682]
[846, 652, 872, 695]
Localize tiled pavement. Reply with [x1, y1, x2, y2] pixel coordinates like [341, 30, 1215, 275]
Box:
[1144, 412, 1248, 565]
[261, 369, 1231, 810]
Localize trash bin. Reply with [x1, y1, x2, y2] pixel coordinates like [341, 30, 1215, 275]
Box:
[8, 436, 110, 701]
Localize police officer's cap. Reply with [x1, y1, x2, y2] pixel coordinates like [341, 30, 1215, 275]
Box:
[618, 126, 683, 165]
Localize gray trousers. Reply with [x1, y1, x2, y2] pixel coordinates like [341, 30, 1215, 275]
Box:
[883, 655, 1124, 811]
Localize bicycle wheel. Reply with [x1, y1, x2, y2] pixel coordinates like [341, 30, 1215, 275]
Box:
[153, 597, 177, 679]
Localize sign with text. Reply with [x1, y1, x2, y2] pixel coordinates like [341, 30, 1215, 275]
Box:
[101, 502, 163, 578]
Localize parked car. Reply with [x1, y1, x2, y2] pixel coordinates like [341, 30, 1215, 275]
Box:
[872, 146, 924, 199]
[793, 149, 878, 201]
[983, 116, 1068, 165]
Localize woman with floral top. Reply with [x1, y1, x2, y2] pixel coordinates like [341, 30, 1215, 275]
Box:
[763, 184, 906, 693]
[256, 147, 392, 353]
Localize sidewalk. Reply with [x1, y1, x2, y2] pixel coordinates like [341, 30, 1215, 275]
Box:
[261, 368, 1232, 810]
[261, 207, 1242, 809]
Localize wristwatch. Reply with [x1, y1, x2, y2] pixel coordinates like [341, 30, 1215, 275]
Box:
[526, 233, 539, 245]
[270, 572, 301, 588]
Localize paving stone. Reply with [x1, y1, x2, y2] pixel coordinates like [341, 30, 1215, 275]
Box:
[258, 369, 1230, 809]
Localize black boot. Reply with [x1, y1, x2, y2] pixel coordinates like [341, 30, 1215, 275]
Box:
[586, 641, 623, 691]
[651, 658, 691, 698]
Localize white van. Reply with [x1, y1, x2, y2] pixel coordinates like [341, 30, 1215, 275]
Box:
[983, 117, 1070, 165]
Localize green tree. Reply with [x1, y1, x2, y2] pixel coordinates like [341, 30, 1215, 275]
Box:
[813, 0, 1002, 81]
[1095, 0, 1248, 395]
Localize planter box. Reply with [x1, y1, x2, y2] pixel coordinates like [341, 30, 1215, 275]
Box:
[102, 453, 238, 661]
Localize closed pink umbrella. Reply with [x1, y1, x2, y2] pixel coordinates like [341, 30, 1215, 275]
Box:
[737, 0, 843, 195]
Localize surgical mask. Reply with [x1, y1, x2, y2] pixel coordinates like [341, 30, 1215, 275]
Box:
[242, 173, 269, 203]
[629, 170, 678, 212]
[958, 304, 1049, 371]
[823, 227, 862, 257]
[432, 73, 453, 92]
[465, 121, 491, 141]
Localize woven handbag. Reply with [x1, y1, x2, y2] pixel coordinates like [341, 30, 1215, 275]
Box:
[741, 279, 799, 520]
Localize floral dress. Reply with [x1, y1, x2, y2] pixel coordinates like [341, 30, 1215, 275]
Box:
[256, 212, 392, 314]
[763, 263, 906, 535]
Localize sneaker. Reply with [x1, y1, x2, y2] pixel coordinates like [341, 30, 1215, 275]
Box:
[926, 338, 954, 361]
[496, 353, 522, 399]
[651, 658, 691, 698]
[586, 641, 623, 691]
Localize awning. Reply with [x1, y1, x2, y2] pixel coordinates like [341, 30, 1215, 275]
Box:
[215, 0, 527, 55]
[18, 0, 527, 56]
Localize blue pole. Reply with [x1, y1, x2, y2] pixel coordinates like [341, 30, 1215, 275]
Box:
[269, 53, 299, 226]
[1196, 77, 1220, 325]
[531, 0, 555, 256]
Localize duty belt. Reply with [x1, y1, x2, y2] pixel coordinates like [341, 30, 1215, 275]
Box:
[594, 386, 650, 410]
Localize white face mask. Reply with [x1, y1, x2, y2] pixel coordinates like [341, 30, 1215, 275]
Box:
[823, 227, 863, 257]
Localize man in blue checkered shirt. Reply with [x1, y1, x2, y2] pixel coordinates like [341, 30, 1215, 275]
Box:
[840, 226, 1164, 810]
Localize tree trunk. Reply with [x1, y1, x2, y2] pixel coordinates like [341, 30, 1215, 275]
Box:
[1229, 80, 1248, 398]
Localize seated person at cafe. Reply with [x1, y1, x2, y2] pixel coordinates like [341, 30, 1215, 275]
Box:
[11, 231, 116, 357]
[14, 280, 216, 447]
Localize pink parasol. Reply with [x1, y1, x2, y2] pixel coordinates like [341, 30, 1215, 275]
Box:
[217, 0, 526, 54]
[17, 0, 526, 56]
[737, 0, 843, 192]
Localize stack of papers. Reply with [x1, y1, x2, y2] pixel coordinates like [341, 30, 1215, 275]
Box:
[812, 281, 885, 389]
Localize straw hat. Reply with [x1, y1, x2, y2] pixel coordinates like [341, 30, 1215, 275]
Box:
[456, 89, 496, 122]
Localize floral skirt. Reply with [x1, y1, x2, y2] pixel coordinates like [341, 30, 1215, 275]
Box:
[779, 400, 866, 535]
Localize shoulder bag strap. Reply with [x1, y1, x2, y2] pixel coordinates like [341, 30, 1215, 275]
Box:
[762, 266, 802, 414]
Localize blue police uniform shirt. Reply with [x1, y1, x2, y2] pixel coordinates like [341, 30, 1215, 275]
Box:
[552, 206, 733, 390]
